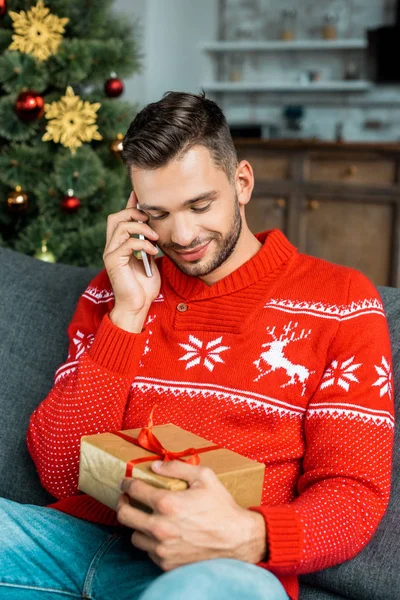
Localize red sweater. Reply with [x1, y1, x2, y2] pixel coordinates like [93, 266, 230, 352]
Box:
[27, 229, 394, 600]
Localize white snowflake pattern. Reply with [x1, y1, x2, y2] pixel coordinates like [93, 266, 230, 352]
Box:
[70, 330, 95, 360]
[320, 356, 362, 392]
[178, 335, 230, 372]
[372, 356, 393, 399]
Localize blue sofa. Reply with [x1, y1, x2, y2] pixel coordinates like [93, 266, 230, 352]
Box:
[0, 246, 398, 600]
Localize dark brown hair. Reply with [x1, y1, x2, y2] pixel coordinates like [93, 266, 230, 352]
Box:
[121, 90, 238, 184]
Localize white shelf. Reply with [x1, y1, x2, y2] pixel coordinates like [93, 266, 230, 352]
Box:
[201, 39, 367, 52]
[202, 81, 371, 93]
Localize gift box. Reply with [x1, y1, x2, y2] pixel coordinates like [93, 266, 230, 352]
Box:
[78, 410, 265, 512]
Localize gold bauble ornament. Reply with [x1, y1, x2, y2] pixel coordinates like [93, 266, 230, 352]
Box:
[34, 239, 56, 263]
[7, 185, 28, 213]
[110, 133, 124, 158]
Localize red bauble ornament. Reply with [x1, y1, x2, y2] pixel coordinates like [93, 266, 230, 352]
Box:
[104, 74, 124, 98]
[61, 189, 81, 213]
[15, 90, 45, 122]
[0, 0, 7, 18]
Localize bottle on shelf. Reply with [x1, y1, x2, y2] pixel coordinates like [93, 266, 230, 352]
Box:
[280, 9, 297, 41]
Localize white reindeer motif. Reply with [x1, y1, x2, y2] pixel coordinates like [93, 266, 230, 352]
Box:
[253, 321, 313, 396]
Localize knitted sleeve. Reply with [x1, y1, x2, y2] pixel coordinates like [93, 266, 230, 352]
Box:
[26, 270, 147, 500]
[251, 270, 395, 575]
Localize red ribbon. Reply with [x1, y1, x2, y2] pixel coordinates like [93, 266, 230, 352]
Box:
[112, 405, 220, 477]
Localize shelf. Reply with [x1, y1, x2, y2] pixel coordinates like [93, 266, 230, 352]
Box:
[201, 39, 367, 52]
[202, 81, 371, 93]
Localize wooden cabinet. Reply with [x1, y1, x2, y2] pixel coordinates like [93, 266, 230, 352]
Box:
[235, 140, 400, 287]
[245, 196, 287, 233]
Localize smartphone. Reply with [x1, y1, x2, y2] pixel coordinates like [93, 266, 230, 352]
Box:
[136, 203, 153, 277]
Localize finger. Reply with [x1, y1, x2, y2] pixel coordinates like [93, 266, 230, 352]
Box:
[106, 188, 146, 249]
[105, 220, 158, 255]
[106, 208, 148, 248]
[148, 551, 163, 569]
[131, 530, 158, 553]
[126, 190, 136, 209]
[116, 493, 154, 534]
[151, 460, 208, 488]
[120, 478, 173, 514]
[104, 236, 159, 264]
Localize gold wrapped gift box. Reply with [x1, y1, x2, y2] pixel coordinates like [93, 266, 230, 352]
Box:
[78, 423, 265, 511]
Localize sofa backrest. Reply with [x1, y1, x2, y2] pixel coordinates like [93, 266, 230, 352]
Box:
[301, 285, 400, 600]
[0, 247, 98, 505]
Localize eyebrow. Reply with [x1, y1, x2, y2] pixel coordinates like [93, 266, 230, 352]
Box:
[138, 190, 219, 212]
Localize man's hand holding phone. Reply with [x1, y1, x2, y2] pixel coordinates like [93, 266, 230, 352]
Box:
[103, 191, 161, 333]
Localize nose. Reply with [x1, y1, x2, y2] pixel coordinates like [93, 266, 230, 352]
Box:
[170, 213, 200, 248]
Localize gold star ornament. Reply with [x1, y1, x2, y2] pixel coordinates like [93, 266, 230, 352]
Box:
[42, 86, 103, 154]
[8, 0, 69, 62]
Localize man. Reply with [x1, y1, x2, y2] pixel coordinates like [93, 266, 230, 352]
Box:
[0, 91, 394, 600]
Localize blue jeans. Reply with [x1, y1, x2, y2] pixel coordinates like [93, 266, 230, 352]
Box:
[0, 498, 289, 600]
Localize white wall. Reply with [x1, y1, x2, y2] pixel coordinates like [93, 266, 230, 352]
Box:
[113, 0, 219, 109]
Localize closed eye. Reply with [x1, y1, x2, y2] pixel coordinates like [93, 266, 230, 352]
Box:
[147, 202, 212, 220]
[148, 213, 168, 221]
[191, 203, 212, 213]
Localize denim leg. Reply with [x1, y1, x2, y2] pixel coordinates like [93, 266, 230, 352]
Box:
[0, 498, 119, 599]
[0, 498, 288, 600]
[137, 559, 289, 600]
[90, 529, 163, 600]
[0, 498, 164, 600]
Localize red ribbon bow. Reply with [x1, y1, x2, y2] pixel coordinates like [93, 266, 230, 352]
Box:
[112, 405, 220, 477]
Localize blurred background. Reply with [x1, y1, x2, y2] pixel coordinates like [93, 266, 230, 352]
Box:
[1, 0, 400, 286]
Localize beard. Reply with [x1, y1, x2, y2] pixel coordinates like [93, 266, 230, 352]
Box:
[161, 195, 242, 277]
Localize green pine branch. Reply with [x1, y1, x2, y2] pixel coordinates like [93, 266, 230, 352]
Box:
[1, 0, 142, 266]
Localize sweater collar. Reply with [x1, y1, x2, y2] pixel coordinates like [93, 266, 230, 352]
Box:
[162, 229, 297, 301]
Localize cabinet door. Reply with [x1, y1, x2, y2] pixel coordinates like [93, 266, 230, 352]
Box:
[245, 195, 287, 235]
[299, 197, 393, 286]
[236, 149, 289, 182]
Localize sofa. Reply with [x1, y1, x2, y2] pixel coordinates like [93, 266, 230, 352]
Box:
[0, 245, 398, 600]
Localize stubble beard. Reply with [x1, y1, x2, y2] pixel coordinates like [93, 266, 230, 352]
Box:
[162, 197, 242, 277]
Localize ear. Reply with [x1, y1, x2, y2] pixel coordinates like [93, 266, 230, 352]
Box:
[235, 160, 254, 207]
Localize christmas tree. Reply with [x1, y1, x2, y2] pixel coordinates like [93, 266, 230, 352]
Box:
[0, 0, 142, 266]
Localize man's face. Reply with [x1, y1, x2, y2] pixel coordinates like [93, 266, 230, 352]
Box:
[132, 145, 242, 277]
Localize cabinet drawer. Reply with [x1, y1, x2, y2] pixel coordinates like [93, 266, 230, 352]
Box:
[299, 197, 393, 286]
[236, 150, 289, 181]
[307, 155, 396, 186]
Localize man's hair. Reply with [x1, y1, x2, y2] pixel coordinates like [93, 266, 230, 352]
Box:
[121, 90, 238, 184]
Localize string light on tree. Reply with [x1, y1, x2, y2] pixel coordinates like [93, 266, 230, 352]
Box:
[15, 90, 45, 122]
[110, 133, 124, 158]
[61, 188, 81, 213]
[34, 238, 56, 263]
[7, 185, 28, 213]
[104, 72, 124, 98]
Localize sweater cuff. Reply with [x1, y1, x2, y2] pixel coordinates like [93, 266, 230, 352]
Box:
[88, 313, 146, 378]
[249, 505, 303, 568]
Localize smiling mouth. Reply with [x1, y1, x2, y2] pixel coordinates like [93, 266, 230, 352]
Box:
[173, 241, 211, 261]
[175, 242, 208, 255]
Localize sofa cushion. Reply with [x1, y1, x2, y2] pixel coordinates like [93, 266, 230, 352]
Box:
[300, 586, 348, 600]
[300, 286, 400, 600]
[0, 247, 98, 506]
